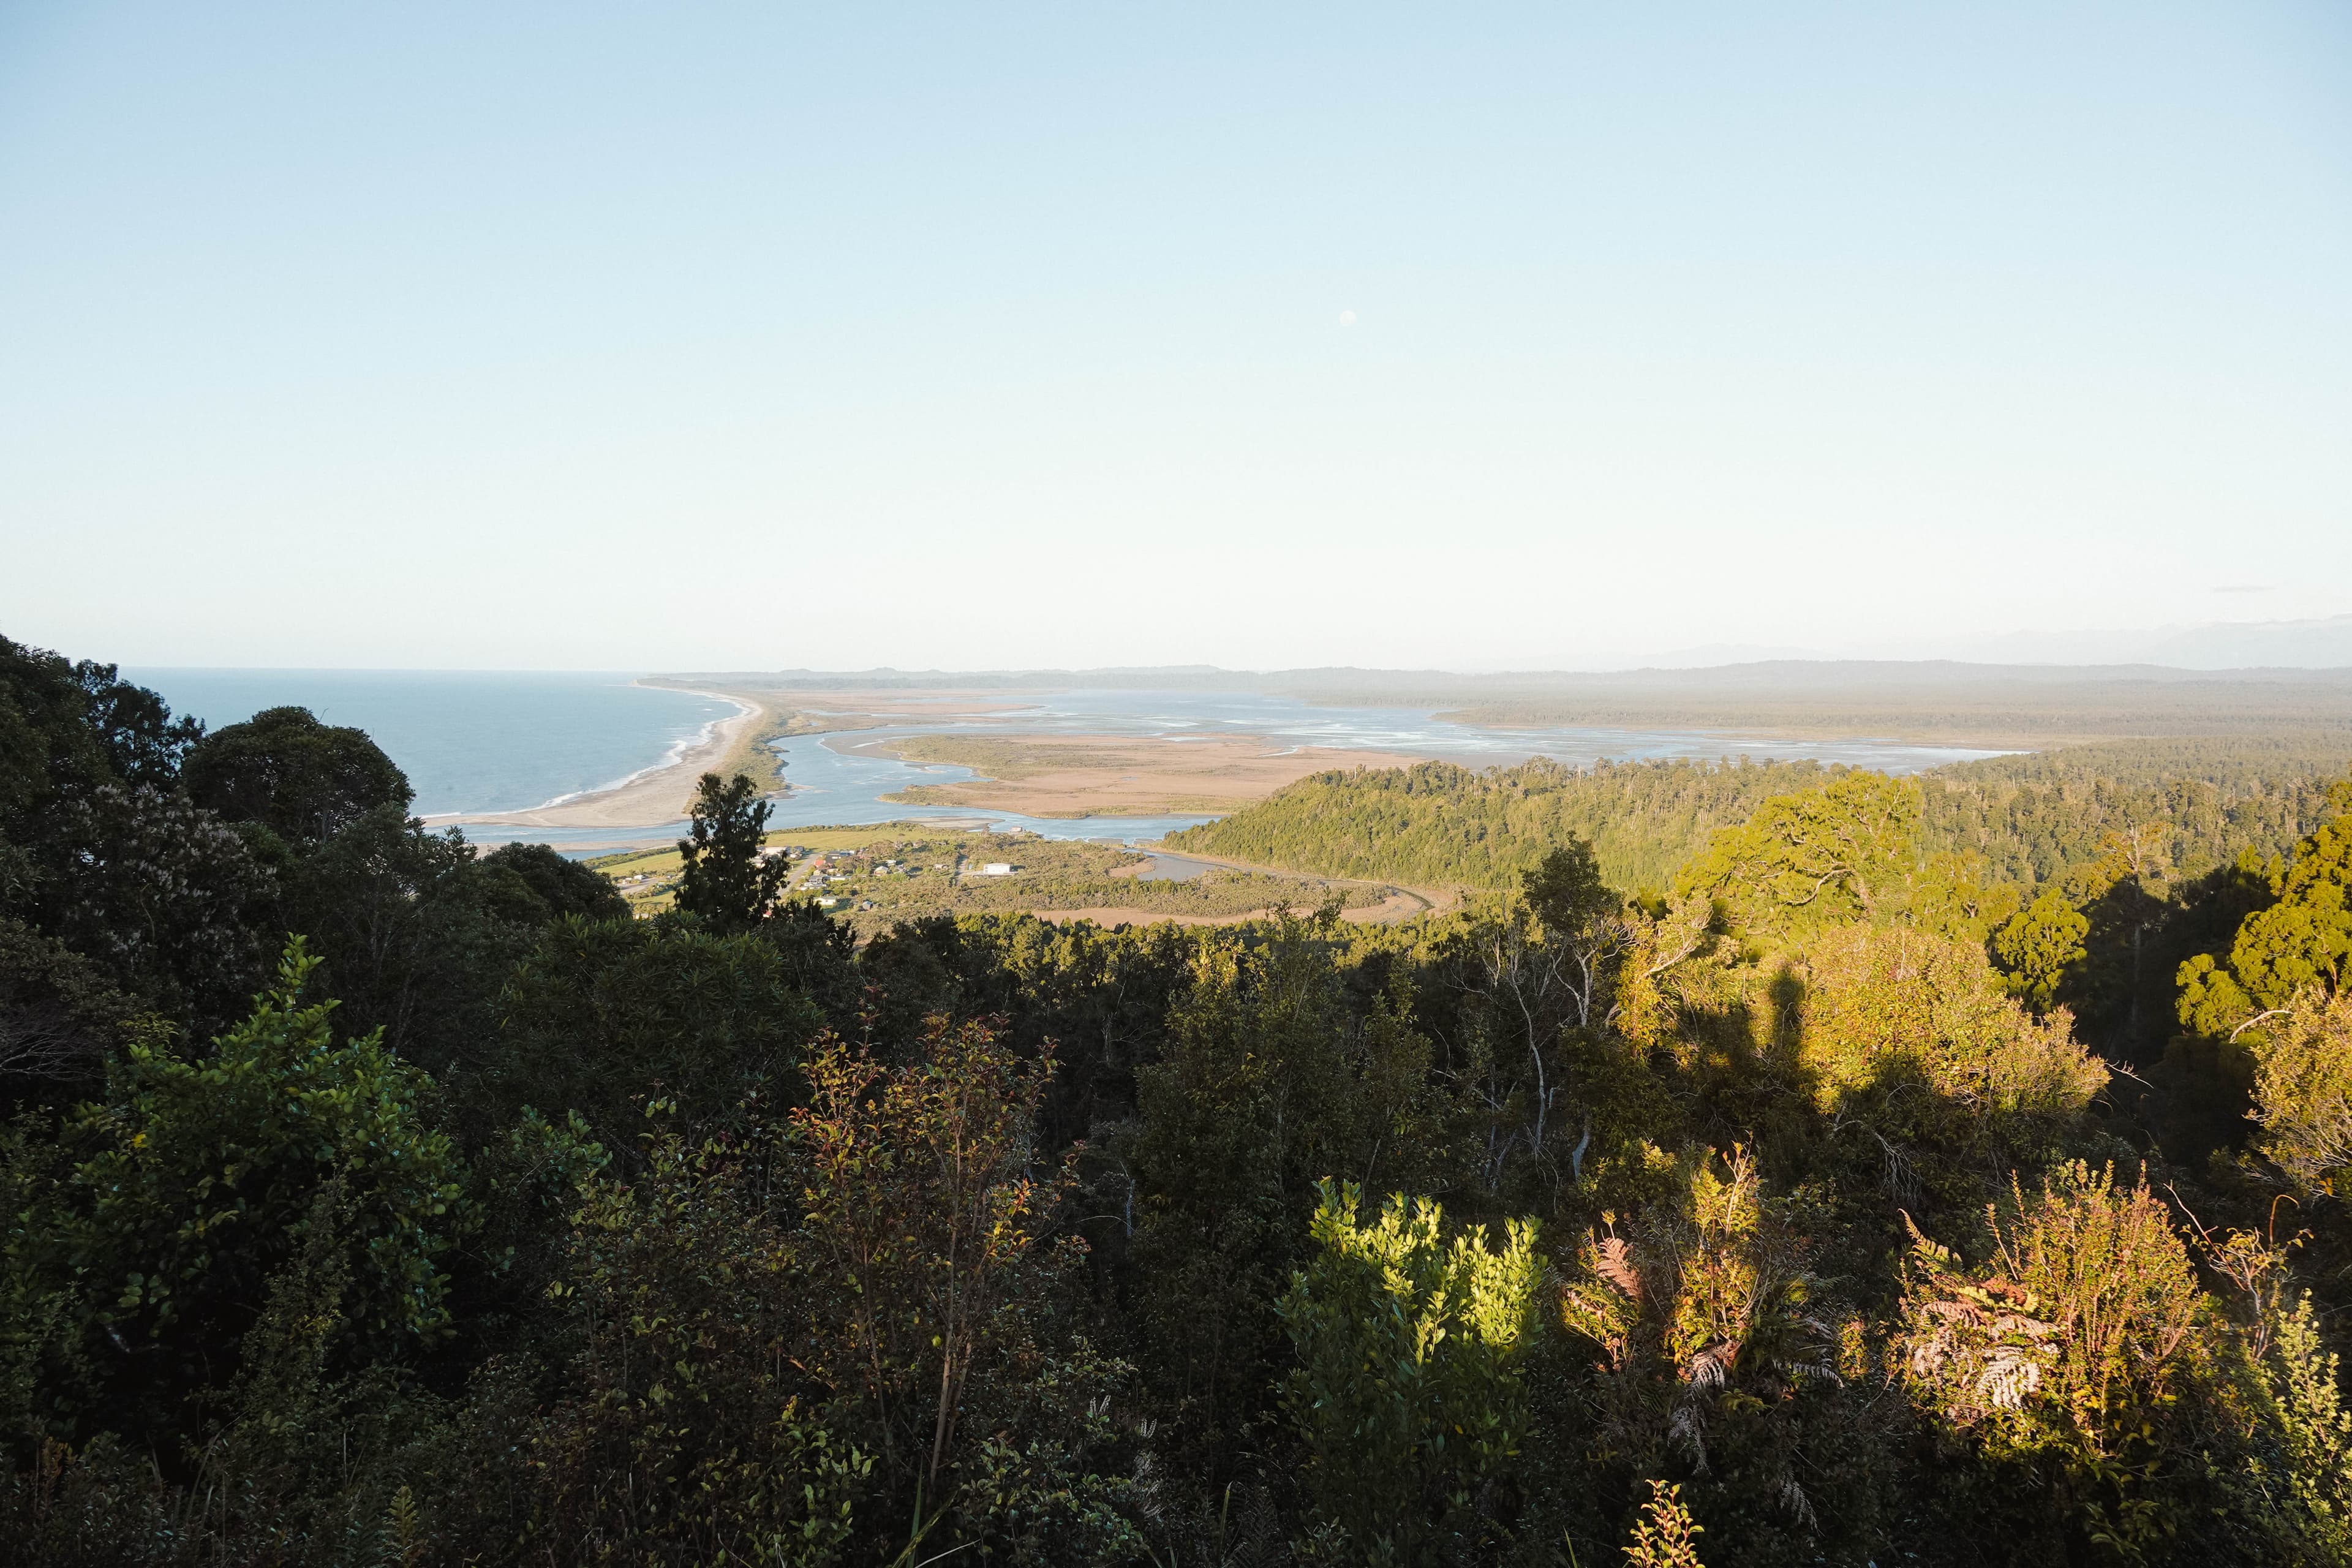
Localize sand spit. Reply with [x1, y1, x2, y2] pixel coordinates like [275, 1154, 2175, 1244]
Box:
[437, 690, 763, 831]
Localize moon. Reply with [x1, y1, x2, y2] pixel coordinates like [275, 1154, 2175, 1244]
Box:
[1338, 309, 1357, 326]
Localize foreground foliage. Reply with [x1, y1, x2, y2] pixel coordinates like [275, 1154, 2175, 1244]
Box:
[7, 632, 2352, 1566]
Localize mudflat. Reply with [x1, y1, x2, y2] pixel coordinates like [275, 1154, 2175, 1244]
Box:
[867, 732, 1427, 817]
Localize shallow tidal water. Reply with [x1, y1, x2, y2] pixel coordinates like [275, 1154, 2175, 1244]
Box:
[124, 674, 2012, 851]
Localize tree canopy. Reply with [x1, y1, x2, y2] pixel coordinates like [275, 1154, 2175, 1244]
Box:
[672, 771, 791, 932]
[184, 704, 413, 843]
[9, 629, 2352, 1567]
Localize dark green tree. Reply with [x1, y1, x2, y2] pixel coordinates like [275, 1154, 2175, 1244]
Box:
[487, 914, 822, 1150]
[0, 639, 261, 1025]
[0, 637, 201, 829]
[273, 807, 538, 1077]
[1126, 921, 1449, 1474]
[38, 785, 271, 1028]
[1522, 836, 1614, 939]
[673, 771, 790, 933]
[184, 705, 412, 844]
[62, 943, 466, 1442]
[475, 840, 630, 925]
[1521, 835, 1631, 1031]
[0, 918, 167, 1112]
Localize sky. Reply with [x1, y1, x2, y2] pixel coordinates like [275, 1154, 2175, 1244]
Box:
[2, 1, 2348, 673]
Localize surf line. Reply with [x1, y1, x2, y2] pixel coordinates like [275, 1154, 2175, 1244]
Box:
[420, 687, 759, 821]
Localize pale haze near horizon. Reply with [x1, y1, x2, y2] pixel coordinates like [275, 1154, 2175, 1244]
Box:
[2, 2, 2347, 673]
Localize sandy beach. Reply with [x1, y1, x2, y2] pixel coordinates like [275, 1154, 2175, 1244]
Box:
[440, 689, 1430, 834]
[432, 680, 1449, 838]
[438, 690, 765, 831]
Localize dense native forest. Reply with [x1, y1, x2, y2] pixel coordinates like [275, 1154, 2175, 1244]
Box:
[1166, 748, 2345, 904]
[6, 635, 2352, 1567]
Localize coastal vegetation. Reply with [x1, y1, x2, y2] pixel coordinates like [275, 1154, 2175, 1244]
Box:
[1170, 744, 2345, 902]
[1430, 668, 2352, 742]
[1166, 756, 1842, 894]
[586, 823, 939, 914]
[888, 734, 1140, 780]
[587, 826, 1379, 927]
[1251, 661, 2352, 745]
[10, 630, 2352, 1565]
[704, 695, 791, 794]
[790, 831, 1386, 935]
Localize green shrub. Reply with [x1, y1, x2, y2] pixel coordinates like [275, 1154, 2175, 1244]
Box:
[1277, 1181, 1539, 1564]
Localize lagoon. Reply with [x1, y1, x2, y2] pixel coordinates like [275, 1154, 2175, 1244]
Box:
[736, 687, 2009, 847]
[124, 673, 2014, 851]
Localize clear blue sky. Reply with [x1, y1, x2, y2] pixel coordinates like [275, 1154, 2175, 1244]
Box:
[2, 2, 2346, 670]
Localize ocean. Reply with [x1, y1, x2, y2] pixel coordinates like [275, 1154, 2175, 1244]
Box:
[125, 669, 741, 820]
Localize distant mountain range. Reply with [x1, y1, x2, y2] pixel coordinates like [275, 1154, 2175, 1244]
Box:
[1634, 616, 2352, 672]
[1940, 614, 2352, 670]
[669, 617, 2352, 691]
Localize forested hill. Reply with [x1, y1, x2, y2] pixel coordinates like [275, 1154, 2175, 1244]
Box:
[1167, 741, 2349, 896]
[1164, 757, 1830, 894]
